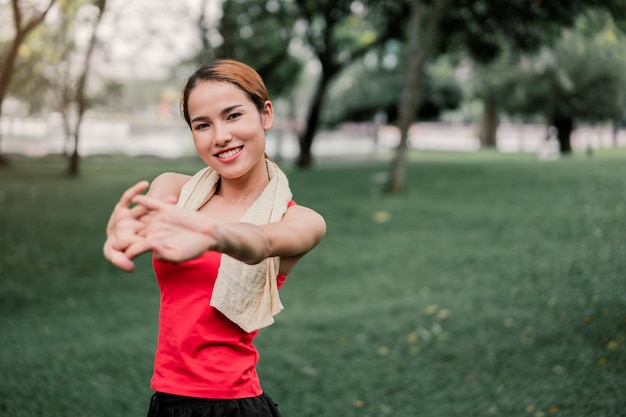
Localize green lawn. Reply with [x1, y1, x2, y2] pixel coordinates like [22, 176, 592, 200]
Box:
[1, 150, 625, 417]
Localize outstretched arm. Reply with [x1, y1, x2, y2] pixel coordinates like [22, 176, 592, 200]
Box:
[125, 194, 326, 266]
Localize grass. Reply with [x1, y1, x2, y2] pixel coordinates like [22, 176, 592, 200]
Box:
[1, 149, 625, 417]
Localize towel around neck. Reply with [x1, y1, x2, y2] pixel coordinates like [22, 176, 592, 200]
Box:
[176, 158, 293, 332]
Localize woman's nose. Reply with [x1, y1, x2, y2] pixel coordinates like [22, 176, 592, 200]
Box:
[213, 123, 232, 146]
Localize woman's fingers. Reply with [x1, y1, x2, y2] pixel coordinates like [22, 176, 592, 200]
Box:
[104, 181, 171, 272]
[103, 239, 137, 272]
[132, 194, 168, 210]
[109, 251, 137, 272]
[124, 237, 154, 261]
[109, 193, 188, 264]
[119, 180, 150, 207]
[106, 181, 150, 234]
[128, 203, 149, 220]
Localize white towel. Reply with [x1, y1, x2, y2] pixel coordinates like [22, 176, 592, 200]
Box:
[176, 158, 292, 332]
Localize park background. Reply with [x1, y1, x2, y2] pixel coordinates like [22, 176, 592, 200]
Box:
[1, 1, 626, 416]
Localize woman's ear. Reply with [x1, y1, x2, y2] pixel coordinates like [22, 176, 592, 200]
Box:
[261, 101, 274, 131]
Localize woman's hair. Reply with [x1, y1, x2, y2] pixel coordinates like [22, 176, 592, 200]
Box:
[181, 59, 270, 127]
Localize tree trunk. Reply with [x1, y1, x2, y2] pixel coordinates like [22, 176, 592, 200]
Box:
[0, 111, 9, 167]
[0, 0, 57, 165]
[0, 35, 24, 167]
[387, 0, 448, 192]
[60, 110, 72, 156]
[69, 141, 80, 176]
[552, 116, 573, 154]
[479, 98, 498, 147]
[296, 72, 330, 169]
[66, 0, 107, 176]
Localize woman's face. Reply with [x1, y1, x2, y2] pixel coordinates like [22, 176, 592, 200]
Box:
[187, 80, 272, 180]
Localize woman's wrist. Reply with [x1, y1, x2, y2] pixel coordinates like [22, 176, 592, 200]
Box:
[213, 223, 270, 265]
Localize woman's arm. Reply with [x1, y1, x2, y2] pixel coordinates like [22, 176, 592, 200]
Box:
[125, 195, 326, 265]
[215, 205, 326, 263]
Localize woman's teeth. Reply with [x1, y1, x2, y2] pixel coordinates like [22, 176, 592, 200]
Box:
[217, 147, 242, 158]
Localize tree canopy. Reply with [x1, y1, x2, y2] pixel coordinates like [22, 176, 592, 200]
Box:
[500, 9, 626, 152]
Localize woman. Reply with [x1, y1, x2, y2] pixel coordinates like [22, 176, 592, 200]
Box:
[103, 59, 326, 417]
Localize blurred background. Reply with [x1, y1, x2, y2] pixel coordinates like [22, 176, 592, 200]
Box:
[1, 0, 625, 179]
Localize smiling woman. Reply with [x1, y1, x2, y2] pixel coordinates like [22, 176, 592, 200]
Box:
[102, 59, 326, 417]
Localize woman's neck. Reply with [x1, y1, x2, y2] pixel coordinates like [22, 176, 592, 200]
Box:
[216, 161, 270, 204]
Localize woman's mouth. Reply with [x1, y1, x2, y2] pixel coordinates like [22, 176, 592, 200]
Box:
[215, 146, 243, 159]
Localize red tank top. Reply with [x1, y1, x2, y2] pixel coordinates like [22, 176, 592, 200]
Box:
[149, 201, 295, 399]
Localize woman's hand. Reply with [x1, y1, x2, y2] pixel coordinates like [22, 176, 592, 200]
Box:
[103, 181, 150, 272]
[125, 195, 218, 263]
[121, 188, 326, 270]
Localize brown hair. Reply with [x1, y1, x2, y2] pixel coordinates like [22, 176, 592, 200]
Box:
[181, 59, 270, 127]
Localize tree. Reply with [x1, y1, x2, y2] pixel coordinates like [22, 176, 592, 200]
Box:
[501, 10, 626, 153]
[385, 0, 625, 191]
[322, 50, 463, 126]
[447, 0, 626, 150]
[67, 0, 108, 176]
[13, 0, 110, 174]
[213, 0, 303, 98]
[388, 0, 448, 192]
[10, 0, 90, 156]
[0, 0, 57, 165]
[293, 0, 402, 168]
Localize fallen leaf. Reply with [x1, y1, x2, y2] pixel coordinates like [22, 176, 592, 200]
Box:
[436, 309, 450, 320]
[372, 211, 391, 223]
[425, 305, 438, 315]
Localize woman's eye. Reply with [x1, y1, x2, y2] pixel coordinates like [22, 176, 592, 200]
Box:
[228, 112, 241, 121]
[194, 123, 210, 130]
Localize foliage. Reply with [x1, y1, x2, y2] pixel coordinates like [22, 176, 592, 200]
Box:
[501, 10, 626, 124]
[212, 0, 303, 98]
[440, 0, 619, 63]
[1, 151, 625, 416]
[322, 52, 463, 125]
[0, 0, 57, 164]
[8, 0, 109, 172]
[8, 0, 80, 115]
[290, 0, 404, 167]
[0, 0, 57, 107]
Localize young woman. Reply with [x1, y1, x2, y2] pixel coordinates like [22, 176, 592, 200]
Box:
[103, 59, 326, 417]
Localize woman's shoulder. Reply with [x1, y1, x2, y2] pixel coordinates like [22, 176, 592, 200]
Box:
[147, 172, 191, 199]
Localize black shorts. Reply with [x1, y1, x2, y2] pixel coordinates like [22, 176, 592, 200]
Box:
[146, 392, 282, 417]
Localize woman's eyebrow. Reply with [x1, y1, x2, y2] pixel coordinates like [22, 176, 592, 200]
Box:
[191, 115, 210, 124]
[221, 104, 243, 116]
[190, 105, 243, 124]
